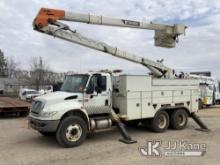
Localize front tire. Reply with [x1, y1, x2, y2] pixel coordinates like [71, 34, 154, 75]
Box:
[56, 116, 87, 148]
[150, 111, 169, 133]
[170, 109, 188, 130]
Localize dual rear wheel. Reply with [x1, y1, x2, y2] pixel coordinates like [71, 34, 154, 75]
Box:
[141, 109, 188, 132]
[170, 109, 188, 130]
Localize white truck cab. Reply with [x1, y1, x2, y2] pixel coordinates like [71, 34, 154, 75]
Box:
[29, 72, 113, 146]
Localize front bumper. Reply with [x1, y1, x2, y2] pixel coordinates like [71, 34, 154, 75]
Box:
[28, 116, 60, 132]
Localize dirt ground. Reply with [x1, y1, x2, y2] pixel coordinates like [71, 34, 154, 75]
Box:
[0, 106, 220, 165]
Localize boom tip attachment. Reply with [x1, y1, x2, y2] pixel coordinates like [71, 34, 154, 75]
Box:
[33, 8, 65, 29]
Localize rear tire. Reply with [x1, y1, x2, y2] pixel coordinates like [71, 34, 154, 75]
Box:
[56, 116, 87, 148]
[150, 111, 169, 133]
[170, 109, 188, 130]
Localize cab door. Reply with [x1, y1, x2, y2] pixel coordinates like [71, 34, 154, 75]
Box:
[84, 74, 111, 115]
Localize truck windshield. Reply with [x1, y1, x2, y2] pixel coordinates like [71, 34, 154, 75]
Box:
[61, 75, 89, 93]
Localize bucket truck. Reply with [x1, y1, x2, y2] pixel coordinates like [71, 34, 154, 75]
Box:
[189, 74, 220, 108]
[29, 8, 208, 148]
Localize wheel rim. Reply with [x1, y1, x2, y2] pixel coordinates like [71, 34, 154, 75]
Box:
[158, 114, 167, 129]
[177, 114, 186, 126]
[66, 123, 82, 142]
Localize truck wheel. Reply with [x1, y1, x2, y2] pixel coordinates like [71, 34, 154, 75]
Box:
[170, 109, 188, 130]
[150, 111, 169, 132]
[56, 116, 87, 148]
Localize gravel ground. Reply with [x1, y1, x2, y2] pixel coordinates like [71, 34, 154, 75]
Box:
[0, 106, 220, 165]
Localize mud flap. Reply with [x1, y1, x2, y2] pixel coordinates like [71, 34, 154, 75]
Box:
[110, 110, 137, 144]
[191, 112, 210, 132]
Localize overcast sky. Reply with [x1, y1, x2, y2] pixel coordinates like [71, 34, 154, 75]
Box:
[0, 0, 220, 79]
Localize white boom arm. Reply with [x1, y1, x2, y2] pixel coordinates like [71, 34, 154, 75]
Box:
[33, 8, 186, 78]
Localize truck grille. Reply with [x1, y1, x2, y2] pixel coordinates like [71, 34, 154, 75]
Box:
[31, 101, 44, 115]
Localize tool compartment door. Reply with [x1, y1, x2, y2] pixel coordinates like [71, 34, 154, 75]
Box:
[126, 92, 141, 120]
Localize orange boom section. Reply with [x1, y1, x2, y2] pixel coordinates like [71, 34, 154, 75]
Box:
[33, 8, 65, 29]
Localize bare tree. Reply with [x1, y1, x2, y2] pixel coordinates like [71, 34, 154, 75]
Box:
[0, 49, 8, 77]
[6, 56, 20, 78]
[30, 56, 50, 90]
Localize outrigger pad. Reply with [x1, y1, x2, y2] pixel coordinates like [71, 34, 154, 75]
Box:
[195, 128, 211, 132]
[119, 138, 137, 144]
[191, 112, 210, 131]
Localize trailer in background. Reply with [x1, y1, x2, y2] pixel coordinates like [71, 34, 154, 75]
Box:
[0, 97, 31, 116]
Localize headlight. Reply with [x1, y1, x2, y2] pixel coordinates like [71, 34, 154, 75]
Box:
[40, 111, 58, 117]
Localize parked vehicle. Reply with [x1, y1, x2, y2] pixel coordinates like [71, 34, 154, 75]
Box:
[19, 89, 41, 102]
[0, 97, 30, 116]
[28, 8, 207, 148]
[189, 75, 220, 108]
[39, 85, 53, 95]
